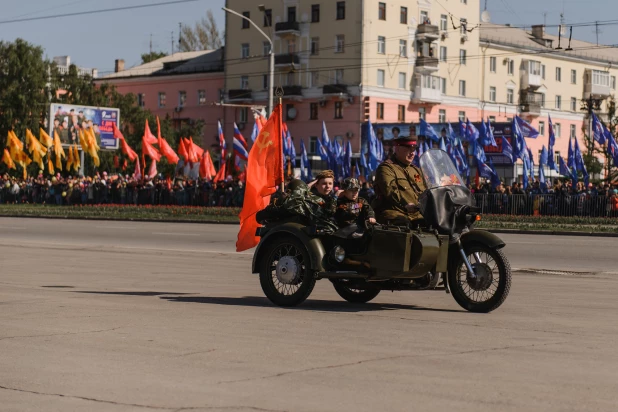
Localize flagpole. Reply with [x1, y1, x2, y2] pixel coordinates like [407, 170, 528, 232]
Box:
[276, 88, 284, 192]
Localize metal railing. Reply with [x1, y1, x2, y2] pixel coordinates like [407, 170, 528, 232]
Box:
[473, 193, 618, 217]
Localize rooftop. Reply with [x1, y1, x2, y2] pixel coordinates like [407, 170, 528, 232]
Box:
[479, 23, 618, 65]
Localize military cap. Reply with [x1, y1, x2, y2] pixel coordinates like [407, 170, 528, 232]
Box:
[287, 178, 308, 192]
[342, 177, 360, 191]
[393, 135, 418, 147]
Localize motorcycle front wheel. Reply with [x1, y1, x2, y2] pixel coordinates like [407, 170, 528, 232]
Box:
[331, 280, 380, 303]
[448, 243, 511, 313]
[259, 236, 316, 307]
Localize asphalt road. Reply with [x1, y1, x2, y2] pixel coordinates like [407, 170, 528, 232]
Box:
[1, 218, 617, 411]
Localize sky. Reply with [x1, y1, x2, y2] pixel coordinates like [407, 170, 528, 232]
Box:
[0, 0, 616, 75]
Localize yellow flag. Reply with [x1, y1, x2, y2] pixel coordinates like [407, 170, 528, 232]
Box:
[73, 145, 81, 172]
[2, 148, 15, 169]
[79, 129, 90, 153]
[85, 127, 100, 167]
[66, 144, 74, 171]
[26, 129, 46, 170]
[7, 131, 32, 169]
[53, 131, 65, 171]
[47, 158, 54, 175]
[39, 128, 53, 148]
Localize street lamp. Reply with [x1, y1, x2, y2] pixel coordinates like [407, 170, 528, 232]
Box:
[222, 7, 274, 117]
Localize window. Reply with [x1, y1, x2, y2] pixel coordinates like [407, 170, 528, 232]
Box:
[378, 2, 386, 20]
[556, 67, 561, 82]
[309, 136, 318, 154]
[418, 107, 426, 121]
[507, 88, 514, 104]
[555, 123, 561, 138]
[440, 14, 448, 31]
[335, 35, 345, 53]
[458, 111, 466, 122]
[541, 64, 546, 80]
[262, 74, 268, 90]
[612, 76, 616, 89]
[591, 69, 610, 87]
[284, 71, 294, 86]
[136, 93, 145, 107]
[311, 71, 320, 87]
[178, 91, 187, 107]
[439, 46, 447, 62]
[398, 105, 406, 122]
[263, 9, 272, 27]
[439, 109, 446, 123]
[571, 69, 577, 84]
[555, 95, 562, 110]
[440, 77, 446, 94]
[570, 124, 576, 139]
[489, 116, 496, 122]
[287, 6, 296, 22]
[399, 40, 407, 57]
[241, 11, 250, 29]
[241, 43, 249, 58]
[528, 60, 541, 75]
[460, 18, 468, 34]
[461, 0, 467, 4]
[489, 86, 496, 102]
[459, 80, 466, 96]
[398, 72, 407, 89]
[334, 102, 343, 119]
[490, 56, 496, 72]
[336, 1, 345, 20]
[240, 76, 249, 89]
[508, 59, 514, 75]
[158, 92, 166, 108]
[286, 38, 296, 54]
[377, 36, 386, 54]
[335, 69, 344, 84]
[311, 37, 319, 55]
[539, 121, 545, 136]
[420, 11, 428, 23]
[377, 69, 385, 87]
[400, 7, 408, 24]
[239, 107, 248, 123]
[311, 4, 320, 22]
[263, 42, 271, 56]
[198, 90, 206, 105]
[377, 102, 384, 119]
[459, 49, 466, 65]
[310, 103, 318, 120]
[540, 93, 545, 108]
[571, 97, 577, 111]
[285, 104, 295, 121]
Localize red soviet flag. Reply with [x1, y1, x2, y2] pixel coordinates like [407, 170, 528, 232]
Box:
[178, 138, 189, 163]
[199, 151, 216, 180]
[143, 119, 157, 144]
[142, 135, 161, 162]
[236, 104, 283, 252]
[156, 117, 179, 164]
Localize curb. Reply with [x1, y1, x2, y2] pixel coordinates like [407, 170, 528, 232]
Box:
[482, 228, 618, 238]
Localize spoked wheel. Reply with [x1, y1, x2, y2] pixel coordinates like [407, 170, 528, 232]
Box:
[259, 236, 316, 307]
[332, 280, 380, 303]
[448, 243, 511, 313]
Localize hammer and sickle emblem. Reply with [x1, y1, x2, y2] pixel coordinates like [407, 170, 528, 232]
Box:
[255, 131, 273, 153]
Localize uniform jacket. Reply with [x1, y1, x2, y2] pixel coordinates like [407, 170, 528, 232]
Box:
[335, 197, 375, 227]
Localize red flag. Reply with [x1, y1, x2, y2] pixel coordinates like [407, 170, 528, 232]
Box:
[199, 151, 217, 180]
[112, 123, 138, 162]
[122, 159, 128, 171]
[147, 159, 158, 178]
[236, 104, 284, 252]
[113, 155, 119, 169]
[156, 116, 179, 164]
[143, 120, 157, 144]
[178, 138, 189, 163]
[189, 137, 204, 159]
[134, 157, 142, 180]
[183, 138, 201, 163]
[142, 135, 161, 161]
[112, 122, 124, 139]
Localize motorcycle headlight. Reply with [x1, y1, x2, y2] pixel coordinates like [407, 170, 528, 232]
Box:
[331, 246, 346, 263]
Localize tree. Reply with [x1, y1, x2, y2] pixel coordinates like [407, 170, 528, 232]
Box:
[141, 51, 167, 64]
[179, 10, 223, 52]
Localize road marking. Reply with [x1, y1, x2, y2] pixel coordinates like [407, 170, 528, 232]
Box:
[151, 232, 201, 236]
[0, 226, 26, 230]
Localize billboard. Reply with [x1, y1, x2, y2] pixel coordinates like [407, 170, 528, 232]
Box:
[49, 103, 120, 150]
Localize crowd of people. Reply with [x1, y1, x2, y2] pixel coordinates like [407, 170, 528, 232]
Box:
[1, 171, 618, 218]
[0, 173, 246, 207]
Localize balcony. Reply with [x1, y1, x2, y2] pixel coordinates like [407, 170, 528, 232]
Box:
[415, 56, 439, 72]
[275, 21, 300, 37]
[282, 85, 303, 97]
[322, 84, 348, 96]
[228, 89, 252, 101]
[411, 74, 442, 104]
[274, 53, 300, 69]
[520, 92, 543, 116]
[416, 24, 440, 42]
[521, 60, 542, 89]
[584, 69, 611, 98]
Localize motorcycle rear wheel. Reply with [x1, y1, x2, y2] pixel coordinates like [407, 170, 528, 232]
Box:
[448, 243, 511, 313]
[259, 236, 316, 307]
[332, 280, 380, 303]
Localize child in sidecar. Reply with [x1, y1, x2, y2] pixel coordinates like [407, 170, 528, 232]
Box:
[335, 177, 376, 238]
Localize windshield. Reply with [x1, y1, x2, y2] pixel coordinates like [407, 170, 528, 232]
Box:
[419, 149, 465, 189]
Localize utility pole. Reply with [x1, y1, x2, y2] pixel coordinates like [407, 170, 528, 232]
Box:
[594, 21, 601, 46]
[149, 34, 153, 54]
[171, 31, 174, 54]
[178, 23, 182, 50]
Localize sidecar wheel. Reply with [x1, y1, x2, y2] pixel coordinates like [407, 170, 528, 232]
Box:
[332, 280, 380, 303]
[448, 243, 511, 313]
[259, 236, 316, 307]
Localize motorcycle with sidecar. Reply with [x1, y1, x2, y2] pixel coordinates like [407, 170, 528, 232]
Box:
[251, 149, 511, 313]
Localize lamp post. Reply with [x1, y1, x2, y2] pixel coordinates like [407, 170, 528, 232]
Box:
[222, 7, 274, 117]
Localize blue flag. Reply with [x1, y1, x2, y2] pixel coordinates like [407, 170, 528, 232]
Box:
[458, 120, 466, 140]
[515, 116, 540, 138]
[367, 120, 380, 171]
[317, 137, 329, 163]
[465, 119, 479, 142]
[486, 118, 497, 147]
[473, 140, 486, 164]
[539, 163, 547, 192]
[559, 157, 570, 176]
[501, 136, 514, 164]
[489, 158, 501, 189]
[607, 133, 618, 167]
[591, 112, 607, 145]
[477, 160, 494, 180]
[344, 140, 352, 177]
[574, 138, 586, 174]
[439, 137, 447, 152]
[527, 147, 535, 182]
[547, 115, 556, 171]
[359, 147, 370, 180]
[420, 119, 441, 142]
[300, 139, 312, 182]
[447, 122, 457, 144]
[567, 138, 574, 169]
[540, 146, 548, 167]
[479, 120, 489, 146]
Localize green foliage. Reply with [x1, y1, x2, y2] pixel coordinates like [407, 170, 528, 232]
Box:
[140, 51, 167, 64]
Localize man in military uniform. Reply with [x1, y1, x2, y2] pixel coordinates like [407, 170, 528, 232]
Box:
[372, 134, 427, 226]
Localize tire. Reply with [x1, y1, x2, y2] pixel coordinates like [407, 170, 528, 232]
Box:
[448, 243, 511, 313]
[259, 236, 316, 307]
[332, 280, 381, 303]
